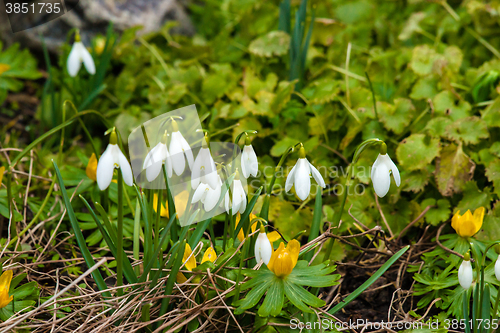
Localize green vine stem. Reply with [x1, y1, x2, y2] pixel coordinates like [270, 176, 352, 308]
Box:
[323, 138, 384, 261]
[116, 169, 124, 296]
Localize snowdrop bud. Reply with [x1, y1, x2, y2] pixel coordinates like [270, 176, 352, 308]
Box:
[285, 146, 326, 201]
[96, 129, 134, 190]
[370, 150, 400, 198]
[241, 136, 258, 178]
[458, 252, 473, 289]
[67, 31, 96, 77]
[142, 130, 172, 182]
[255, 224, 273, 265]
[495, 254, 500, 282]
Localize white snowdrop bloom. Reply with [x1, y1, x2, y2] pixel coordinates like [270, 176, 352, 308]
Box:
[168, 120, 194, 176]
[228, 169, 247, 215]
[192, 175, 223, 212]
[255, 226, 273, 265]
[142, 131, 172, 182]
[285, 147, 326, 201]
[458, 255, 473, 289]
[96, 130, 133, 191]
[191, 136, 218, 190]
[67, 34, 96, 77]
[495, 254, 500, 282]
[241, 137, 258, 178]
[370, 144, 400, 197]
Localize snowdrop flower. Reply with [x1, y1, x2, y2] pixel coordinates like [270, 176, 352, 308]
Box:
[191, 135, 218, 190]
[458, 253, 473, 289]
[192, 174, 223, 212]
[143, 131, 172, 182]
[241, 136, 258, 178]
[226, 169, 247, 215]
[255, 225, 273, 265]
[285, 146, 326, 201]
[96, 130, 133, 191]
[495, 254, 500, 282]
[169, 119, 194, 176]
[371, 143, 400, 198]
[67, 32, 96, 77]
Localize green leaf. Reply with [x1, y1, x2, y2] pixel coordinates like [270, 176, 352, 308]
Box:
[235, 274, 274, 314]
[445, 117, 489, 145]
[258, 278, 285, 317]
[283, 280, 324, 313]
[410, 45, 438, 76]
[378, 98, 415, 134]
[201, 64, 239, 104]
[424, 117, 452, 138]
[410, 77, 438, 100]
[396, 134, 440, 171]
[420, 198, 451, 226]
[481, 96, 500, 127]
[434, 143, 475, 196]
[400, 169, 430, 193]
[432, 91, 472, 121]
[249, 31, 291, 57]
[456, 181, 493, 213]
[302, 78, 341, 104]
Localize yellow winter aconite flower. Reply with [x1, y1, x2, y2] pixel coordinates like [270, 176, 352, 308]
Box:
[201, 247, 216, 264]
[153, 191, 190, 218]
[0, 270, 13, 309]
[267, 239, 300, 278]
[451, 207, 485, 238]
[0, 64, 11, 76]
[86, 153, 98, 181]
[182, 243, 197, 271]
[0, 166, 5, 186]
[235, 213, 280, 242]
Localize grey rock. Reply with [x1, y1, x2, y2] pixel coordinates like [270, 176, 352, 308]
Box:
[0, 0, 194, 52]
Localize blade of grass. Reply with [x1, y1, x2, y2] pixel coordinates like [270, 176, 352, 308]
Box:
[79, 195, 137, 284]
[52, 161, 111, 298]
[304, 186, 322, 262]
[234, 186, 263, 239]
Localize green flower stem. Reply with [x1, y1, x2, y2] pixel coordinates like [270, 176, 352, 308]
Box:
[6, 169, 15, 239]
[323, 138, 383, 262]
[490, 288, 500, 333]
[154, 188, 161, 255]
[116, 170, 124, 296]
[261, 143, 302, 220]
[8, 177, 55, 247]
[133, 199, 141, 276]
[223, 213, 230, 250]
[365, 72, 379, 120]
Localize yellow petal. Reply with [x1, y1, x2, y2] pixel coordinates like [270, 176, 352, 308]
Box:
[451, 210, 461, 233]
[0, 271, 13, 290]
[86, 153, 97, 181]
[236, 212, 259, 241]
[152, 193, 169, 217]
[182, 244, 197, 271]
[176, 272, 188, 284]
[0, 166, 5, 187]
[0, 64, 11, 76]
[267, 231, 281, 243]
[473, 207, 485, 233]
[201, 247, 216, 263]
[174, 190, 190, 218]
[287, 239, 300, 269]
[267, 242, 285, 275]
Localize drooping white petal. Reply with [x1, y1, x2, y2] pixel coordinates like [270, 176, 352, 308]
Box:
[387, 156, 401, 187]
[241, 145, 258, 178]
[67, 43, 83, 77]
[170, 132, 186, 176]
[204, 181, 221, 211]
[307, 159, 326, 188]
[285, 163, 297, 193]
[255, 233, 273, 265]
[203, 151, 218, 189]
[116, 147, 134, 186]
[181, 136, 194, 170]
[294, 158, 311, 201]
[191, 151, 203, 189]
[232, 179, 246, 215]
[372, 161, 391, 197]
[495, 255, 500, 282]
[79, 44, 96, 75]
[458, 260, 473, 289]
[192, 183, 210, 204]
[143, 143, 167, 182]
[164, 149, 173, 178]
[96, 145, 115, 191]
